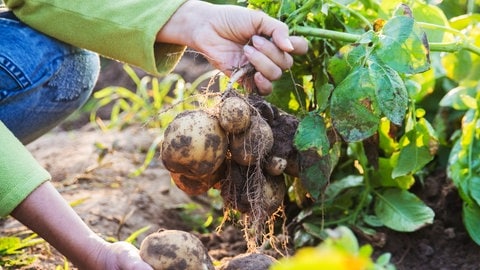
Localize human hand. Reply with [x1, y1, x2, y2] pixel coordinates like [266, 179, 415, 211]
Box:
[157, 0, 308, 95]
[98, 241, 154, 270]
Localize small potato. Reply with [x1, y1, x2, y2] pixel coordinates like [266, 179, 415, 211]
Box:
[219, 96, 252, 134]
[264, 156, 287, 176]
[140, 230, 214, 270]
[264, 174, 286, 214]
[218, 252, 277, 270]
[230, 115, 273, 166]
[161, 110, 228, 176]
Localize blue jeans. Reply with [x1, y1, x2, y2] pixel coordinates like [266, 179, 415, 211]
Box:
[0, 11, 100, 144]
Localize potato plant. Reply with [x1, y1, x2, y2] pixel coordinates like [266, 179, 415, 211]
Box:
[158, 0, 480, 251]
[245, 0, 480, 247]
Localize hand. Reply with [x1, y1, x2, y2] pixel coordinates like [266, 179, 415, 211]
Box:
[157, 0, 308, 95]
[11, 182, 153, 270]
[98, 241, 154, 270]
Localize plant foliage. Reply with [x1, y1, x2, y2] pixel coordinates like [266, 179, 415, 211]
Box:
[245, 0, 480, 246]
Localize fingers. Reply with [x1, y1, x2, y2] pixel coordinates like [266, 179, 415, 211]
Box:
[112, 242, 154, 270]
[242, 34, 308, 95]
[289, 36, 309, 55]
[253, 72, 273, 95]
[252, 35, 293, 70]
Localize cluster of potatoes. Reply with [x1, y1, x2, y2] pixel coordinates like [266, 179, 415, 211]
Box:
[160, 92, 299, 216]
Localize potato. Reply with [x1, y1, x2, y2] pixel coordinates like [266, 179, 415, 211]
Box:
[264, 156, 287, 176]
[171, 162, 226, 195]
[140, 229, 214, 270]
[219, 96, 251, 134]
[218, 252, 277, 270]
[161, 110, 228, 176]
[230, 115, 273, 166]
[264, 174, 286, 214]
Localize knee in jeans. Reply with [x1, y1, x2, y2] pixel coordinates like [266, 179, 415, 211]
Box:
[45, 50, 100, 106]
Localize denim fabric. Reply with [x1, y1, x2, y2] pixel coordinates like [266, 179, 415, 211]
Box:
[0, 11, 100, 144]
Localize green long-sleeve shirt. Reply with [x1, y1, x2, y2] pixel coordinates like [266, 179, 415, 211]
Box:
[0, 0, 188, 217]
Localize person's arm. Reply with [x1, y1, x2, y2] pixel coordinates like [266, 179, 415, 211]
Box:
[0, 122, 152, 269]
[11, 181, 153, 270]
[156, 1, 308, 94]
[4, 0, 188, 75]
[5, 0, 308, 94]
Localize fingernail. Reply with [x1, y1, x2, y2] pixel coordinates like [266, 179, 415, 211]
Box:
[244, 45, 255, 55]
[252, 35, 265, 47]
[285, 38, 294, 51]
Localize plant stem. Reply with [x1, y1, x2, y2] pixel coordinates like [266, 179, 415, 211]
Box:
[330, 0, 373, 30]
[293, 26, 359, 43]
[293, 25, 480, 56]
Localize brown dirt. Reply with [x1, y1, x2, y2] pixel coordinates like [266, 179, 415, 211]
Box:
[1, 55, 480, 269]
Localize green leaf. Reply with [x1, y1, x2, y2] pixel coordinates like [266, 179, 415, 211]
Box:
[447, 139, 474, 204]
[369, 62, 408, 125]
[375, 188, 434, 232]
[331, 67, 381, 142]
[440, 85, 478, 110]
[372, 157, 415, 189]
[294, 113, 330, 156]
[463, 202, 480, 245]
[299, 149, 332, 200]
[324, 175, 363, 201]
[375, 15, 430, 74]
[324, 226, 360, 254]
[269, 73, 307, 114]
[411, 1, 450, 43]
[392, 119, 436, 178]
[469, 176, 480, 207]
[447, 109, 480, 204]
[327, 44, 367, 85]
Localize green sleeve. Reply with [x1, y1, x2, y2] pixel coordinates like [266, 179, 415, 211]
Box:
[4, 0, 188, 75]
[0, 121, 51, 217]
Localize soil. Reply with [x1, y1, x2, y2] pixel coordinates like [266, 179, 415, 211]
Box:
[1, 55, 480, 269]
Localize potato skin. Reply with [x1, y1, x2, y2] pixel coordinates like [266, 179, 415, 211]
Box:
[219, 96, 251, 134]
[161, 110, 228, 176]
[264, 174, 286, 214]
[218, 252, 277, 270]
[140, 230, 214, 270]
[170, 162, 226, 195]
[264, 156, 287, 176]
[230, 115, 273, 166]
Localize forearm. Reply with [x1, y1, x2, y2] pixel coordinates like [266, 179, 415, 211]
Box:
[4, 0, 187, 75]
[11, 181, 107, 269]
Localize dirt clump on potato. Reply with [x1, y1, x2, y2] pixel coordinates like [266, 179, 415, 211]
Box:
[140, 229, 215, 270]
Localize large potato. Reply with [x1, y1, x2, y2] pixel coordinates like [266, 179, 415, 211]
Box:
[140, 229, 214, 270]
[161, 110, 228, 176]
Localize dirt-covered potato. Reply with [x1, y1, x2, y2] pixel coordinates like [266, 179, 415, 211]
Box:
[140, 229, 215, 270]
[264, 174, 287, 214]
[264, 156, 287, 176]
[229, 115, 273, 166]
[170, 162, 226, 195]
[219, 96, 251, 134]
[217, 253, 277, 270]
[161, 110, 228, 176]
